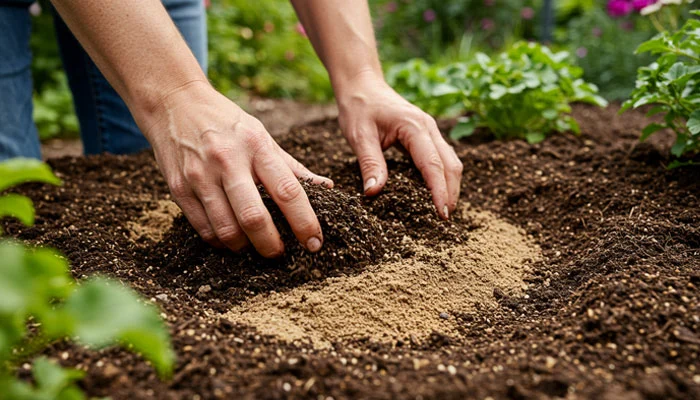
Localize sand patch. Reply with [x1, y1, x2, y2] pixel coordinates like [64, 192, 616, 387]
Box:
[222, 206, 540, 349]
[128, 199, 181, 243]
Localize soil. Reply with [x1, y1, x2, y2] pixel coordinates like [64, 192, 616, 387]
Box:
[5, 104, 700, 399]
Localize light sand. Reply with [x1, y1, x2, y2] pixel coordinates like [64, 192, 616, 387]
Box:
[222, 206, 540, 348]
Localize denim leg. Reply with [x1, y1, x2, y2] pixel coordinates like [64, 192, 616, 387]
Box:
[0, 4, 41, 161]
[53, 0, 207, 155]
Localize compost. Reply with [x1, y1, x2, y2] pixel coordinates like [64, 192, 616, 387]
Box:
[5, 104, 700, 399]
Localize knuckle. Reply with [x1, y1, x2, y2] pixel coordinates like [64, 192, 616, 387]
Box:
[245, 132, 273, 158]
[357, 154, 383, 171]
[450, 159, 464, 174]
[424, 153, 445, 172]
[275, 177, 303, 203]
[199, 229, 217, 243]
[208, 146, 235, 165]
[183, 166, 206, 184]
[216, 224, 242, 243]
[237, 205, 268, 231]
[168, 177, 187, 196]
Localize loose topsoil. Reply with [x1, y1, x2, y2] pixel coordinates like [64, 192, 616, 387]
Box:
[4, 104, 700, 399]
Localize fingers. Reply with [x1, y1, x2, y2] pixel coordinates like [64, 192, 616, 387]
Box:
[254, 149, 324, 253]
[426, 118, 463, 214]
[347, 124, 388, 196]
[278, 148, 334, 188]
[170, 184, 225, 248]
[398, 124, 450, 220]
[223, 172, 285, 258]
[195, 183, 249, 252]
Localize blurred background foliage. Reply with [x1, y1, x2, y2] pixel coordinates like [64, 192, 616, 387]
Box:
[28, 0, 678, 139]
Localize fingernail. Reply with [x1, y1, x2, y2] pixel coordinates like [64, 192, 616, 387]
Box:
[364, 177, 377, 192]
[443, 205, 449, 219]
[307, 236, 322, 252]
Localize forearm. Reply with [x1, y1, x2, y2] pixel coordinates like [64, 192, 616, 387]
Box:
[290, 0, 383, 97]
[50, 0, 208, 130]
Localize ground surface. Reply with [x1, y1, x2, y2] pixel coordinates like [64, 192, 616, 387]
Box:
[7, 104, 700, 399]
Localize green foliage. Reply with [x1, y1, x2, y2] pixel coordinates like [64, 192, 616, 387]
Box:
[621, 11, 700, 163]
[560, 9, 656, 100]
[30, 9, 79, 140]
[371, 0, 540, 64]
[207, 0, 332, 101]
[0, 159, 175, 398]
[388, 42, 607, 143]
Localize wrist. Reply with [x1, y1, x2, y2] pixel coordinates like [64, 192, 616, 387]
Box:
[332, 68, 386, 104]
[135, 79, 215, 141]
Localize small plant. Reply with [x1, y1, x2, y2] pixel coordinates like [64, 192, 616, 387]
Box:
[0, 158, 175, 399]
[621, 11, 700, 166]
[388, 42, 608, 143]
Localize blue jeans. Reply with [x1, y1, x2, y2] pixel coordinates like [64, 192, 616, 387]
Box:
[0, 0, 207, 160]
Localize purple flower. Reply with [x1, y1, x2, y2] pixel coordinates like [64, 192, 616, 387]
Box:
[481, 18, 495, 31]
[591, 27, 603, 37]
[423, 9, 436, 22]
[631, 0, 656, 11]
[385, 1, 398, 13]
[521, 7, 535, 20]
[607, 0, 633, 17]
[575, 47, 588, 58]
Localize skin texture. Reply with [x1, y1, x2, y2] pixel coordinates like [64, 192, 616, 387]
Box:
[49, 0, 463, 257]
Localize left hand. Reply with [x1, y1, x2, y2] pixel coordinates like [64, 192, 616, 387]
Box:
[335, 71, 463, 220]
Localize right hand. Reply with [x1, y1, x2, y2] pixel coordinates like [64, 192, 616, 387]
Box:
[140, 81, 332, 257]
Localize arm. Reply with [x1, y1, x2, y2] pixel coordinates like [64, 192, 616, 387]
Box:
[291, 0, 463, 219]
[51, 0, 332, 256]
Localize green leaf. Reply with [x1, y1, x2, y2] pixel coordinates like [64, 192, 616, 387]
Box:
[635, 37, 668, 55]
[450, 118, 478, 140]
[489, 84, 507, 100]
[63, 278, 175, 378]
[33, 357, 86, 400]
[525, 132, 546, 144]
[645, 105, 667, 117]
[671, 140, 687, 157]
[688, 110, 700, 135]
[0, 158, 61, 192]
[641, 123, 666, 141]
[0, 194, 35, 227]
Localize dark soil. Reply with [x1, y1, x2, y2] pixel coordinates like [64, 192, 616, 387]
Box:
[5, 104, 700, 399]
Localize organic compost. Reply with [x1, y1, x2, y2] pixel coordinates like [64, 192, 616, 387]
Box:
[5, 104, 699, 399]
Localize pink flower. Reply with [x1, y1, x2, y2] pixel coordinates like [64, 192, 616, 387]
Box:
[481, 18, 495, 31]
[423, 9, 436, 22]
[592, 27, 602, 37]
[385, 1, 398, 13]
[606, 0, 633, 17]
[295, 22, 307, 38]
[285, 50, 296, 61]
[203, 0, 211, 9]
[575, 47, 588, 58]
[631, 0, 656, 11]
[521, 7, 535, 20]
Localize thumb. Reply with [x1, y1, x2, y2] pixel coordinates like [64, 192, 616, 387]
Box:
[349, 125, 388, 197]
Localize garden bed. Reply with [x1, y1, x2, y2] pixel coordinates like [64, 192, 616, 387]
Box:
[7, 104, 700, 399]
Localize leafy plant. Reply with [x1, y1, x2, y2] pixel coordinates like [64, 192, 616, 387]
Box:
[207, 0, 332, 102]
[0, 158, 175, 399]
[388, 42, 607, 143]
[621, 11, 700, 165]
[560, 8, 656, 100]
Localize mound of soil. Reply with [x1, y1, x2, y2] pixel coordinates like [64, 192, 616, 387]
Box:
[4, 104, 700, 399]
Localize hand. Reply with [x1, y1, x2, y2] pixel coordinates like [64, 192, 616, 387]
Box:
[141, 81, 333, 257]
[335, 72, 463, 219]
